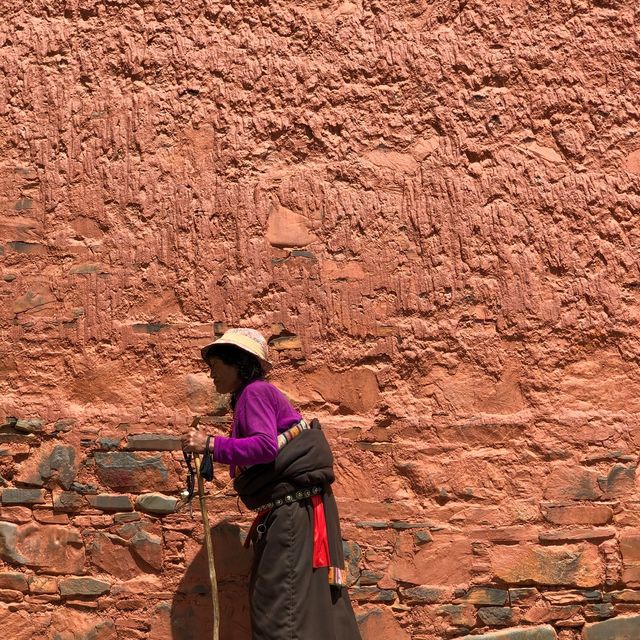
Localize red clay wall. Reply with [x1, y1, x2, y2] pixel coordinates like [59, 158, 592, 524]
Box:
[2, 1, 640, 639]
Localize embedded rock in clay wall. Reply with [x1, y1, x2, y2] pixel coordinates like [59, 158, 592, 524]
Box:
[1, 0, 640, 639]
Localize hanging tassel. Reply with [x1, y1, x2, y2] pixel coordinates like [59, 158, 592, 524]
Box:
[312, 494, 330, 568]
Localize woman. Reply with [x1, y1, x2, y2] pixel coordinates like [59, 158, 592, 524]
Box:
[182, 328, 362, 640]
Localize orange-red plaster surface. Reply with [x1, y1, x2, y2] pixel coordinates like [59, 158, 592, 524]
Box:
[1, 1, 640, 639]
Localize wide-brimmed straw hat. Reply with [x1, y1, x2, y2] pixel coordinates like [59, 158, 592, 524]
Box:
[200, 328, 272, 372]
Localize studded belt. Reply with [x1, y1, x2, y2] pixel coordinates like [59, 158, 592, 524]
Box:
[251, 485, 323, 513]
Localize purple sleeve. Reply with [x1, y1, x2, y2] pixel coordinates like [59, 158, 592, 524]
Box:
[212, 385, 279, 466]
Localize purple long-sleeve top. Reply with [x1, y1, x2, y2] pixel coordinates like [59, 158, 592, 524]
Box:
[212, 379, 302, 476]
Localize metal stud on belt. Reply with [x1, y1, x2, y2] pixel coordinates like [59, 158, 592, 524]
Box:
[252, 485, 322, 513]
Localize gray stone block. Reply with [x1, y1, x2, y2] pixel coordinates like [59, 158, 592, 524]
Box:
[135, 492, 178, 515]
[2, 488, 47, 505]
[59, 577, 111, 597]
[86, 494, 133, 512]
[126, 434, 182, 451]
[459, 625, 557, 640]
[583, 615, 640, 640]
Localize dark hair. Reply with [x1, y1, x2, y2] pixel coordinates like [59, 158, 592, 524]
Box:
[204, 344, 265, 407]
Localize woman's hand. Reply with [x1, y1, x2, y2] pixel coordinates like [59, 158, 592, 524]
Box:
[181, 429, 210, 453]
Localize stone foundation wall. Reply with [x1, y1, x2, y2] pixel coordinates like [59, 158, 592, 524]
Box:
[2, 1, 640, 639]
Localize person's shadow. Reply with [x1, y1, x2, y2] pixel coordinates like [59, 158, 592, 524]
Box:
[171, 521, 253, 640]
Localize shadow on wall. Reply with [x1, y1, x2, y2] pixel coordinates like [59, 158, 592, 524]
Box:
[172, 521, 253, 640]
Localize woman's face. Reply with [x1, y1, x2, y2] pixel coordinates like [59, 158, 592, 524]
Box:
[207, 356, 242, 394]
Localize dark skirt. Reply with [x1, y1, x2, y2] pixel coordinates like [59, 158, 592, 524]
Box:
[249, 492, 362, 640]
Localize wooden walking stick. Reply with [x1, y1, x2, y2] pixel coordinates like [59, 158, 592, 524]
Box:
[185, 417, 220, 640]
[194, 450, 220, 640]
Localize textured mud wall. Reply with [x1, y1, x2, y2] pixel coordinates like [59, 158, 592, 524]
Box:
[2, 1, 640, 639]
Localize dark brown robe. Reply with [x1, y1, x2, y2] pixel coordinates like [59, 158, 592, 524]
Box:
[234, 422, 362, 640]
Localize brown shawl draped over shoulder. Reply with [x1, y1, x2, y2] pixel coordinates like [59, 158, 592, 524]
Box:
[233, 421, 334, 508]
